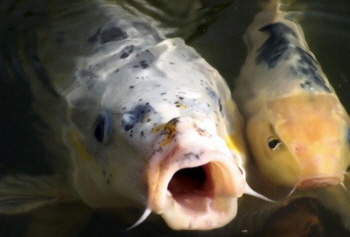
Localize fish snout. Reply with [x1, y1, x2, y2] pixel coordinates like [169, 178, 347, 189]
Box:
[298, 175, 343, 190]
[147, 120, 245, 230]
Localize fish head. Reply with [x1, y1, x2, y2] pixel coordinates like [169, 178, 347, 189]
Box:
[147, 116, 246, 230]
[67, 109, 248, 230]
[63, 42, 255, 229]
[247, 94, 350, 189]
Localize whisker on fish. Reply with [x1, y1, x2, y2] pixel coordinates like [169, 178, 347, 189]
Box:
[244, 184, 275, 203]
[286, 183, 298, 198]
[340, 182, 348, 194]
[126, 207, 152, 230]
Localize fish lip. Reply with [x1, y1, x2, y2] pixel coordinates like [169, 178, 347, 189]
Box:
[147, 136, 245, 230]
[298, 175, 343, 190]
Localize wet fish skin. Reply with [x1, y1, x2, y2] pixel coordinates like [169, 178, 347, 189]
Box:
[0, 0, 260, 231]
[234, 0, 350, 189]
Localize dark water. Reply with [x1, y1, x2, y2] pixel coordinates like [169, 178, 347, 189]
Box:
[0, 0, 350, 236]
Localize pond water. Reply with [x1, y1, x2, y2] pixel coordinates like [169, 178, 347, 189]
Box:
[0, 0, 350, 236]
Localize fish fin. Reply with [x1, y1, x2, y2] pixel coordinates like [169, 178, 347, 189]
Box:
[26, 201, 92, 237]
[0, 175, 77, 214]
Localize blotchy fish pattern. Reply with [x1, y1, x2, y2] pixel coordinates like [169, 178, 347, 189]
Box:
[256, 22, 332, 93]
[234, 0, 350, 189]
[0, 0, 264, 232]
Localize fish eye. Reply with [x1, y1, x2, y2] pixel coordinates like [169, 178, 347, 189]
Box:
[94, 112, 113, 143]
[267, 137, 281, 150]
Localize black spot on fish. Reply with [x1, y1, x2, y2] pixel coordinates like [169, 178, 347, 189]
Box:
[206, 88, 222, 113]
[183, 152, 200, 160]
[120, 45, 135, 59]
[300, 80, 312, 89]
[347, 128, 350, 144]
[219, 99, 222, 112]
[139, 60, 149, 69]
[121, 104, 155, 132]
[294, 47, 332, 93]
[257, 23, 332, 93]
[100, 26, 128, 44]
[131, 50, 154, 69]
[194, 124, 209, 137]
[256, 23, 296, 68]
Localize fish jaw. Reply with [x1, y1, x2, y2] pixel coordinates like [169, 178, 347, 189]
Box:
[147, 117, 245, 230]
[298, 176, 344, 190]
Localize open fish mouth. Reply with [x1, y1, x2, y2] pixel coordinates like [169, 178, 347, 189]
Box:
[147, 133, 245, 230]
[167, 164, 215, 212]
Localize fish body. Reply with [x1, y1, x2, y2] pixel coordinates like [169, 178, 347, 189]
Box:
[0, 0, 262, 231]
[234, 0, 350, 189]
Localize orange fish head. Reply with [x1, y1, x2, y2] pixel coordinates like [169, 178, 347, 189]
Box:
[247, 94, 350, 189]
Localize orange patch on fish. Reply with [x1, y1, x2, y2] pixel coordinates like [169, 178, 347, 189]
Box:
[69, 131, 93, 161]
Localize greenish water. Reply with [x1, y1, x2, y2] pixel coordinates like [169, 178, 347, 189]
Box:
[0, 0, 350, 236]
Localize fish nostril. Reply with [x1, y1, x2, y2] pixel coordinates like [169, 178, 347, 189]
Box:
[167, 165, 212, 199]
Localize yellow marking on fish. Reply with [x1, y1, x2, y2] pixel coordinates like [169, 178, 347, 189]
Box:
[225, 99, 245, 156]
[227, 100, 237, 115]
[152, 120, 178, 147]
[177, 104, 187, 109]
[226, 134, 244, 154]
[69, 131, 94, 161]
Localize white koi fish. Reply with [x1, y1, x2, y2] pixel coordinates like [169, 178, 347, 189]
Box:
[234, 0, 350, 190]
[0, 0, 268, 232]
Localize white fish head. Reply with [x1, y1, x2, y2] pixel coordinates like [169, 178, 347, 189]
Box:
[247, 93, 350, 189]
[147, 117, 246, 230]
[65, 109, 250, 230]
[61, 37, 260, 230]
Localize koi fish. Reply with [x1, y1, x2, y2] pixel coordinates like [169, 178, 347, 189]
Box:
[234, 0, 350, 189]
[0, 0, 268, 232]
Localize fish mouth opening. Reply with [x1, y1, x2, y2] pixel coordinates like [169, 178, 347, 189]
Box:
[148, 149, 243, 230]
[167, 164, 215, 213]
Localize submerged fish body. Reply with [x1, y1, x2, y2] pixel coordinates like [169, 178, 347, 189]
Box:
[0, 0, 262, 231]
[234, 0, 350, 189]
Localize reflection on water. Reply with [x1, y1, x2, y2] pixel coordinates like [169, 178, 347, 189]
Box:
[0, 0, 350, 236]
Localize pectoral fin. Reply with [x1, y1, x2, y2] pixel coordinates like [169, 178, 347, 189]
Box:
[0, 175, 78, 214]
